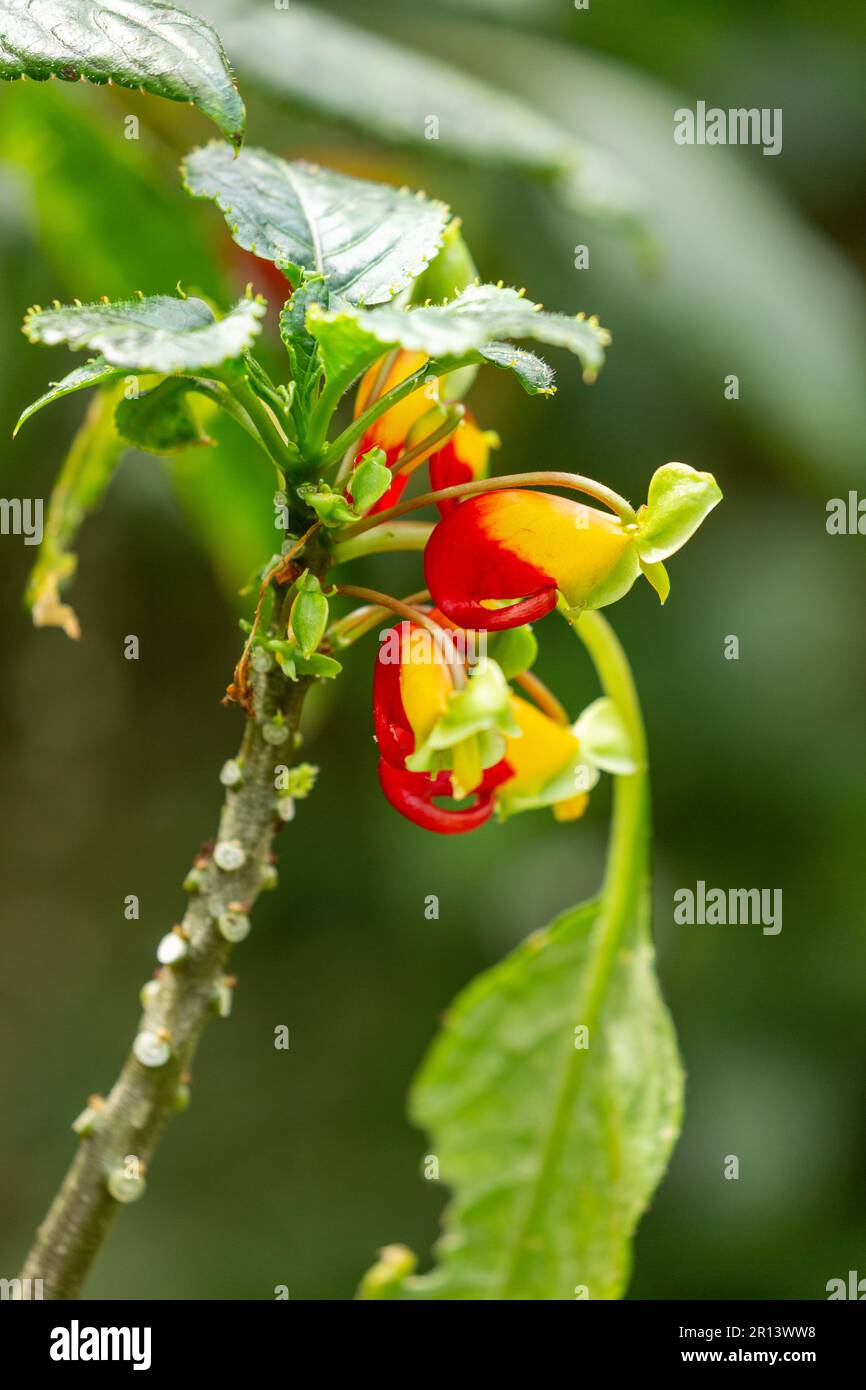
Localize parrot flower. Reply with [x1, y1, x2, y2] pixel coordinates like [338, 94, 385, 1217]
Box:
[373, 617, 514, 832]
[371, 618, 634, 833]
[424, 464, 723, 629]
[428, 412, 499, 515]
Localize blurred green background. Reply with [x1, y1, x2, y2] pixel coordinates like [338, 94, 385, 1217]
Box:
[2, 0, 865, 1299]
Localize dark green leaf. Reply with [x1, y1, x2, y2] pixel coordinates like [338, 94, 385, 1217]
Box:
[182, 143, 449, 305]
[25, 383, 127, 639]
[0, 0, 245, 144]
[114, 376, 218, 454]
[23, 293, 265, 372]
[14, 357, 123, 435]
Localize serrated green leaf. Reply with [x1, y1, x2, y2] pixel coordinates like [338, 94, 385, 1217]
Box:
[182, 143, 449, 306]
[0, 0, 245, 145]
[23, 294, 265, 372]
[114, 376, 217, 455]
[14, 357, 123, 435]
[25, 383, 126, 639]
[309, 283, 609, 384]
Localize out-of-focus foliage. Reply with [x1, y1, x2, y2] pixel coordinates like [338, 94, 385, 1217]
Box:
[1, 0, 864, 1301]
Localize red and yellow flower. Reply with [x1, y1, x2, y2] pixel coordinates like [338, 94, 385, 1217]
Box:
[424, 489, 639, 629]
[372, 617, 603, 833]
[423, 463, 723, 629]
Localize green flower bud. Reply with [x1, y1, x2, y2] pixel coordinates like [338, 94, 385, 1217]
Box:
[348, 448, 391, 514]
[290, 571, 329, 659]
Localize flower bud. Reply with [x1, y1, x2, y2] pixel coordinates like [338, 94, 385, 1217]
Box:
[289, 570, 329, 659]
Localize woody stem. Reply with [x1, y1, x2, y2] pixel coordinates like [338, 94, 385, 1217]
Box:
[18, 642, 319, 1298]
[319, 354, 478, 471]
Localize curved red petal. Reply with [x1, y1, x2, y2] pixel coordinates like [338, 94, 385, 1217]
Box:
[377, 760, 497, 834]
[434, 590, 558, 630]
[372, 623, 414, 767]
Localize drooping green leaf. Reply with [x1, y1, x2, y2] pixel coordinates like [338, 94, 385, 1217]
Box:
[14, 357, 123, 436]
[215, 3, 645, 239]
[0, 0, 245, 145]
[182, 143, 449, 306]
[367, 884, 682, 1299]
[309, 283, 609, 385]
[114, 376, 218, 454]
[23, 294, 265, 372]
[25, 383, 127, 639]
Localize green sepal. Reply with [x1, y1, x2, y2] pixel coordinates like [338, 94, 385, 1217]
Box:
[485, 625, 538, 680]
[574, 697, 642, 776]
[411, 218, 479, 305]
[297, 483, 357, 528]
[405, 659, 519, 773]
[634, 462, 722, 564]
[639, 557, 670, 604]
[266, 638, 342, 682]
[496, 752, 599, 821]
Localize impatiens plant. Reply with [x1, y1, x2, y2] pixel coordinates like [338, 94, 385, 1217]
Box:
[7, 1, 721, 1300]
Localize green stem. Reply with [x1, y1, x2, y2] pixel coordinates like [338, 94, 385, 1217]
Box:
[498, 608, 649, 1298]
[338, 470, 638, 541]
[331, 520, 433, 565]
[223, 372, 298, 481]
[318, 354, 478, 472]
[572, 607, 649, 981]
